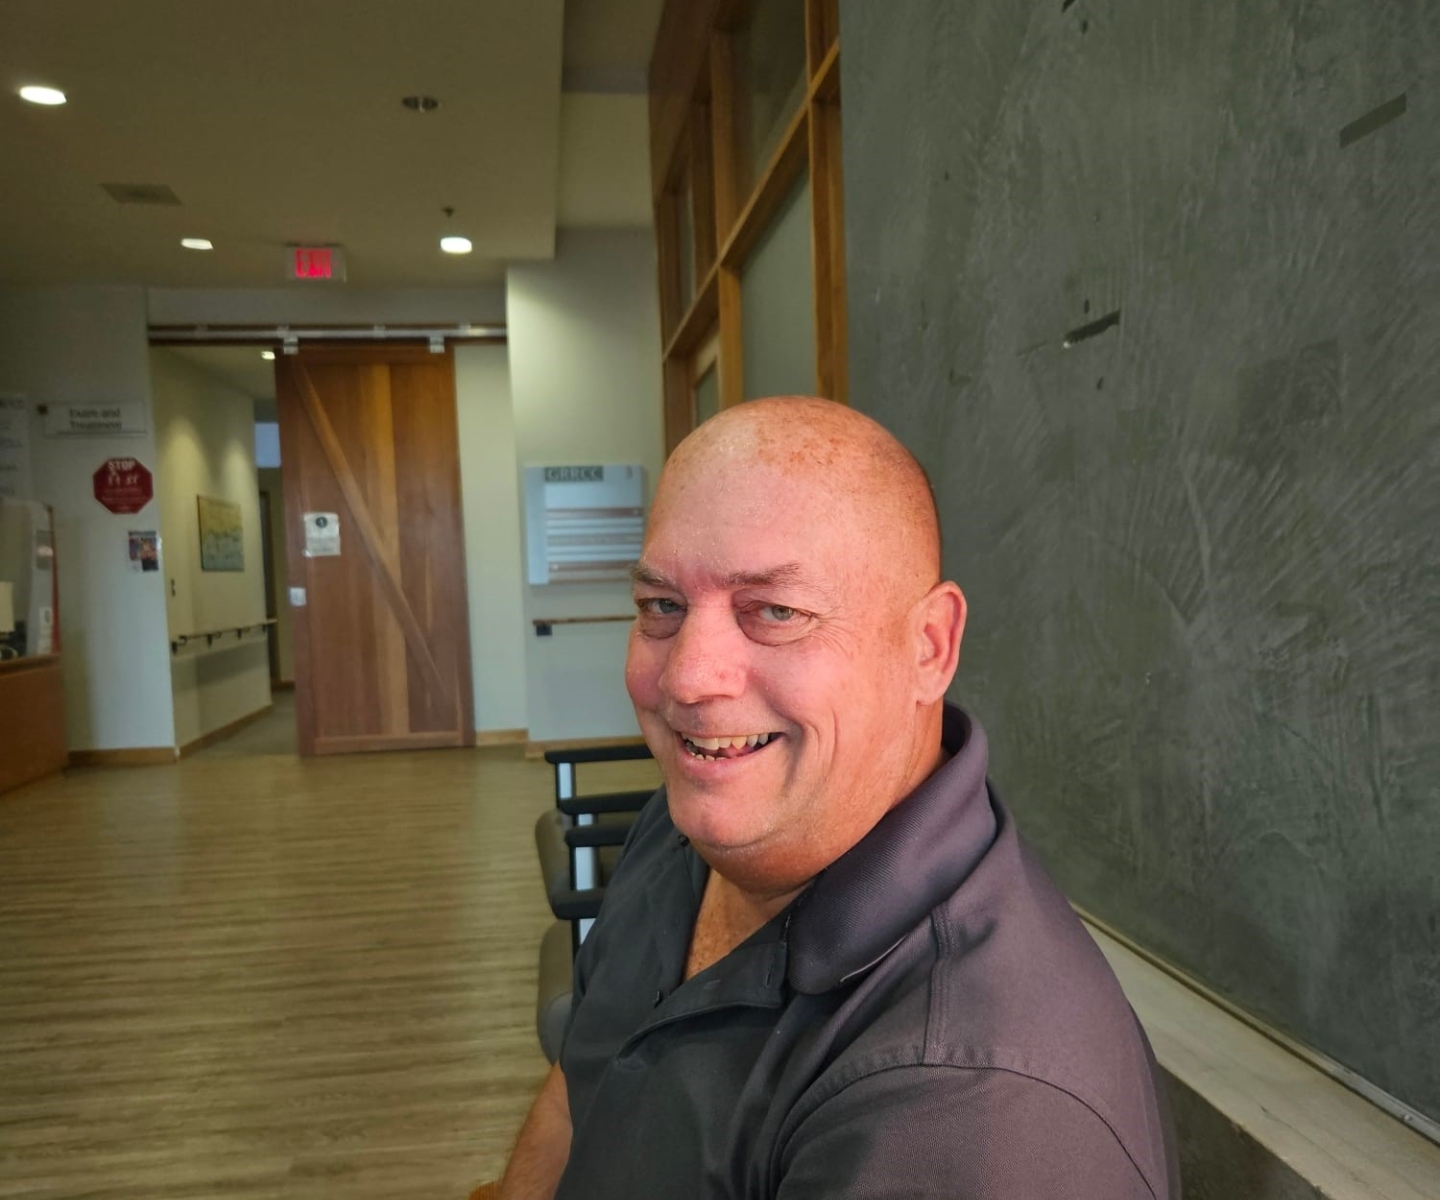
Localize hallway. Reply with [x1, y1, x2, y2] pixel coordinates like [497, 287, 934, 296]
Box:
[0, 704, 659, 1198]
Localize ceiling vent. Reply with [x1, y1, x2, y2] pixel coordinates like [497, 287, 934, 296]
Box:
[101, 182, 182, 206]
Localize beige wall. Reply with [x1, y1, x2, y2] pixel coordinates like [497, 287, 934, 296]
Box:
[256, 467, 294, 684]
[151, 348, 270, 750]
[506, 229, 665, 742]
[455, 344, 528, 733]
[0, 285, 175, 751]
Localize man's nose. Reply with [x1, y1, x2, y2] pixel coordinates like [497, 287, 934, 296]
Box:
[659, 606, 746, 704]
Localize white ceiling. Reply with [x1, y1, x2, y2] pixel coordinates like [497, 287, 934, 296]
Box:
[0, 0, 663, 289]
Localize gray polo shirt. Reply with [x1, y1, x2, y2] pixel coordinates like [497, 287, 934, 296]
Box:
[557, 706, 1180, 1198]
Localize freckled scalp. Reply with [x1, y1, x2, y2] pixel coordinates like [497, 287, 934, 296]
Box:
[656, 397, 943, 594]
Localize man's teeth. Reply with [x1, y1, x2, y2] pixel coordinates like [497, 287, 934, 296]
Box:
[679, 731, 771, 760]
[689, 733, 771, 750]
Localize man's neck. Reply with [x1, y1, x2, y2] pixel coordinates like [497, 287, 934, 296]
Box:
[684, 870, 802, 981]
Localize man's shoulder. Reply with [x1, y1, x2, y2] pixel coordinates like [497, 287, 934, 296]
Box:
[803, 825, 1174, 1198]
[776, 1053, 1166, 1200]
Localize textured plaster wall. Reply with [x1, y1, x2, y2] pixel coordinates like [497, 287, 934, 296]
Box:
[841, 0, 1439, 1121]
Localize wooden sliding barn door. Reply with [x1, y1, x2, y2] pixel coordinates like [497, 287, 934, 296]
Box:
[276, 346, 474, 756]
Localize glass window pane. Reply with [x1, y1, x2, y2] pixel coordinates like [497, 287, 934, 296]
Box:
[740, 170, 815, 400]
[694, 362, 720, 427]
[735, 0, 808, 203]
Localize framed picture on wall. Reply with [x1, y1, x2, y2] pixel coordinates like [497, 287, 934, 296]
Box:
[197, 496, 244, 571]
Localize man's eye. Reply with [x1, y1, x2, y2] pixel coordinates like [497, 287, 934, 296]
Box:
[761, 604, 797, 622]
[638, 597, 683, 616]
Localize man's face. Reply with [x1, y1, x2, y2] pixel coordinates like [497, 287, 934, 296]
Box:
[625, 460, 924, 886]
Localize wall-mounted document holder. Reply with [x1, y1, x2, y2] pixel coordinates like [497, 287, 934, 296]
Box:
[523, 464, 644, 586]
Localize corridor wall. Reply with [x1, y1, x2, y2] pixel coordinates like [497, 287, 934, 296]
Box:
[151, 348, 270, 751]
[0, 285, 173, 753]
[507, 229, 664, 745]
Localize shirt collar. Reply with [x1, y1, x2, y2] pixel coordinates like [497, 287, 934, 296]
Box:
[786, 704, 997, 995]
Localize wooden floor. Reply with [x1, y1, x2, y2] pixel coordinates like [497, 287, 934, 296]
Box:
[0, 697, 660, 1199]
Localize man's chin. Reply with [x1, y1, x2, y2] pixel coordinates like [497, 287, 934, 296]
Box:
[664, 785, 762, 851]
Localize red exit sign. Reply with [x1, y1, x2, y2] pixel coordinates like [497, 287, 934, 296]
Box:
[287, 245, 347, 281]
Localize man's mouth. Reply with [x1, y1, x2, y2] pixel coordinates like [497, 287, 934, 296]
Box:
[678, 731, 780, 762]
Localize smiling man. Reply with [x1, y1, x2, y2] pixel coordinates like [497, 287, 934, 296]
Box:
[497, 398, 1179, 1200]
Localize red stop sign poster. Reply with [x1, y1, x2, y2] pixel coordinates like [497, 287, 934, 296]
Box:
[93, 457, 154, 514]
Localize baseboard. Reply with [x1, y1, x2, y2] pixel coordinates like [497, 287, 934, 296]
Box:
[270, 679, 296, 692]
[475, 727, 528, 747]
[176, 703, 274, 759]
[68, 747, 176, 767]
[524, 734, 648, 760]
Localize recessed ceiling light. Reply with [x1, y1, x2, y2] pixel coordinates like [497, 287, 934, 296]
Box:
[19, 85, 66, 106]
[181, 237, 213, 251]
[260, 350, 276, 361]
[440, 236, 472, 255]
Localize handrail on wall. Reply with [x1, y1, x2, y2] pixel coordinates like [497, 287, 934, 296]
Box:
[532, 615, 633, 637]
[170, 619, 276, 656]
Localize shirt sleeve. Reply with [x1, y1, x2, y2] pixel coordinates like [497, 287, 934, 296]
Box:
[775, 1064, 1160, 1200]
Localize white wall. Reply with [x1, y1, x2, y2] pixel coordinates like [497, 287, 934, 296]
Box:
[455, 344, 529, 732]
[0, 286, 174, 751]
[150, 349, 271, 749]
[506, 230, 665, 742]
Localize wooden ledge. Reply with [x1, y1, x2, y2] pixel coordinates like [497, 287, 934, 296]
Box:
[0, 653, 60, 677]
[1085, 922, 1440, 1198]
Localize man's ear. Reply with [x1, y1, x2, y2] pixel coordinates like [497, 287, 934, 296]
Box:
[912, 582, 966, 703]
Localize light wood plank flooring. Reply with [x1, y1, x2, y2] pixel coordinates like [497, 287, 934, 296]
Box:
[0, 698, 660, 1199]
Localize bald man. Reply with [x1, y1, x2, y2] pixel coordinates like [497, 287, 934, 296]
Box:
[498, 398, 1179, 1200]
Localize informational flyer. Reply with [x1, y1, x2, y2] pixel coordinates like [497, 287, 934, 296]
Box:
[0, 394, 32, 499]
[128, 530, 160, 572]
[303, 512, 341, 557]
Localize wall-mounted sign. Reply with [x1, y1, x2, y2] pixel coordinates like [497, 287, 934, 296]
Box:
[0, 394, 31, 498]
[287, 245, 347, 282]
[303, 512, 341, 557]
[128, 530, 160, 573]
[44, 401, 147, 437]
[93, 457, 153, 514]
[524, 463, 644, 585]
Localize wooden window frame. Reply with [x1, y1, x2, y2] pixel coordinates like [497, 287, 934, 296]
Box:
[651, 0, 845, 454]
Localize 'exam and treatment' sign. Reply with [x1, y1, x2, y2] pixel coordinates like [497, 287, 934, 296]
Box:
[44, 402, 147, 437]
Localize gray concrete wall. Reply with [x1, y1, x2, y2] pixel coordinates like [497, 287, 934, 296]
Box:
[840, 0, 1439, 1123]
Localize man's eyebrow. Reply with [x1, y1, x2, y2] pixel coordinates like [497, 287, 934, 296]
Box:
[630, 564, 673, 588]
[630, 563, 817, 591]
[720, 563, 809, 589]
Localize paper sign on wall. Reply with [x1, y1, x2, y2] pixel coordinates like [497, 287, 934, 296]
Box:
[128, 530, 160, 572]
[44, 401, 147, 437]
[303, 512, 340, 557]
[0, 395, 31, 499]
